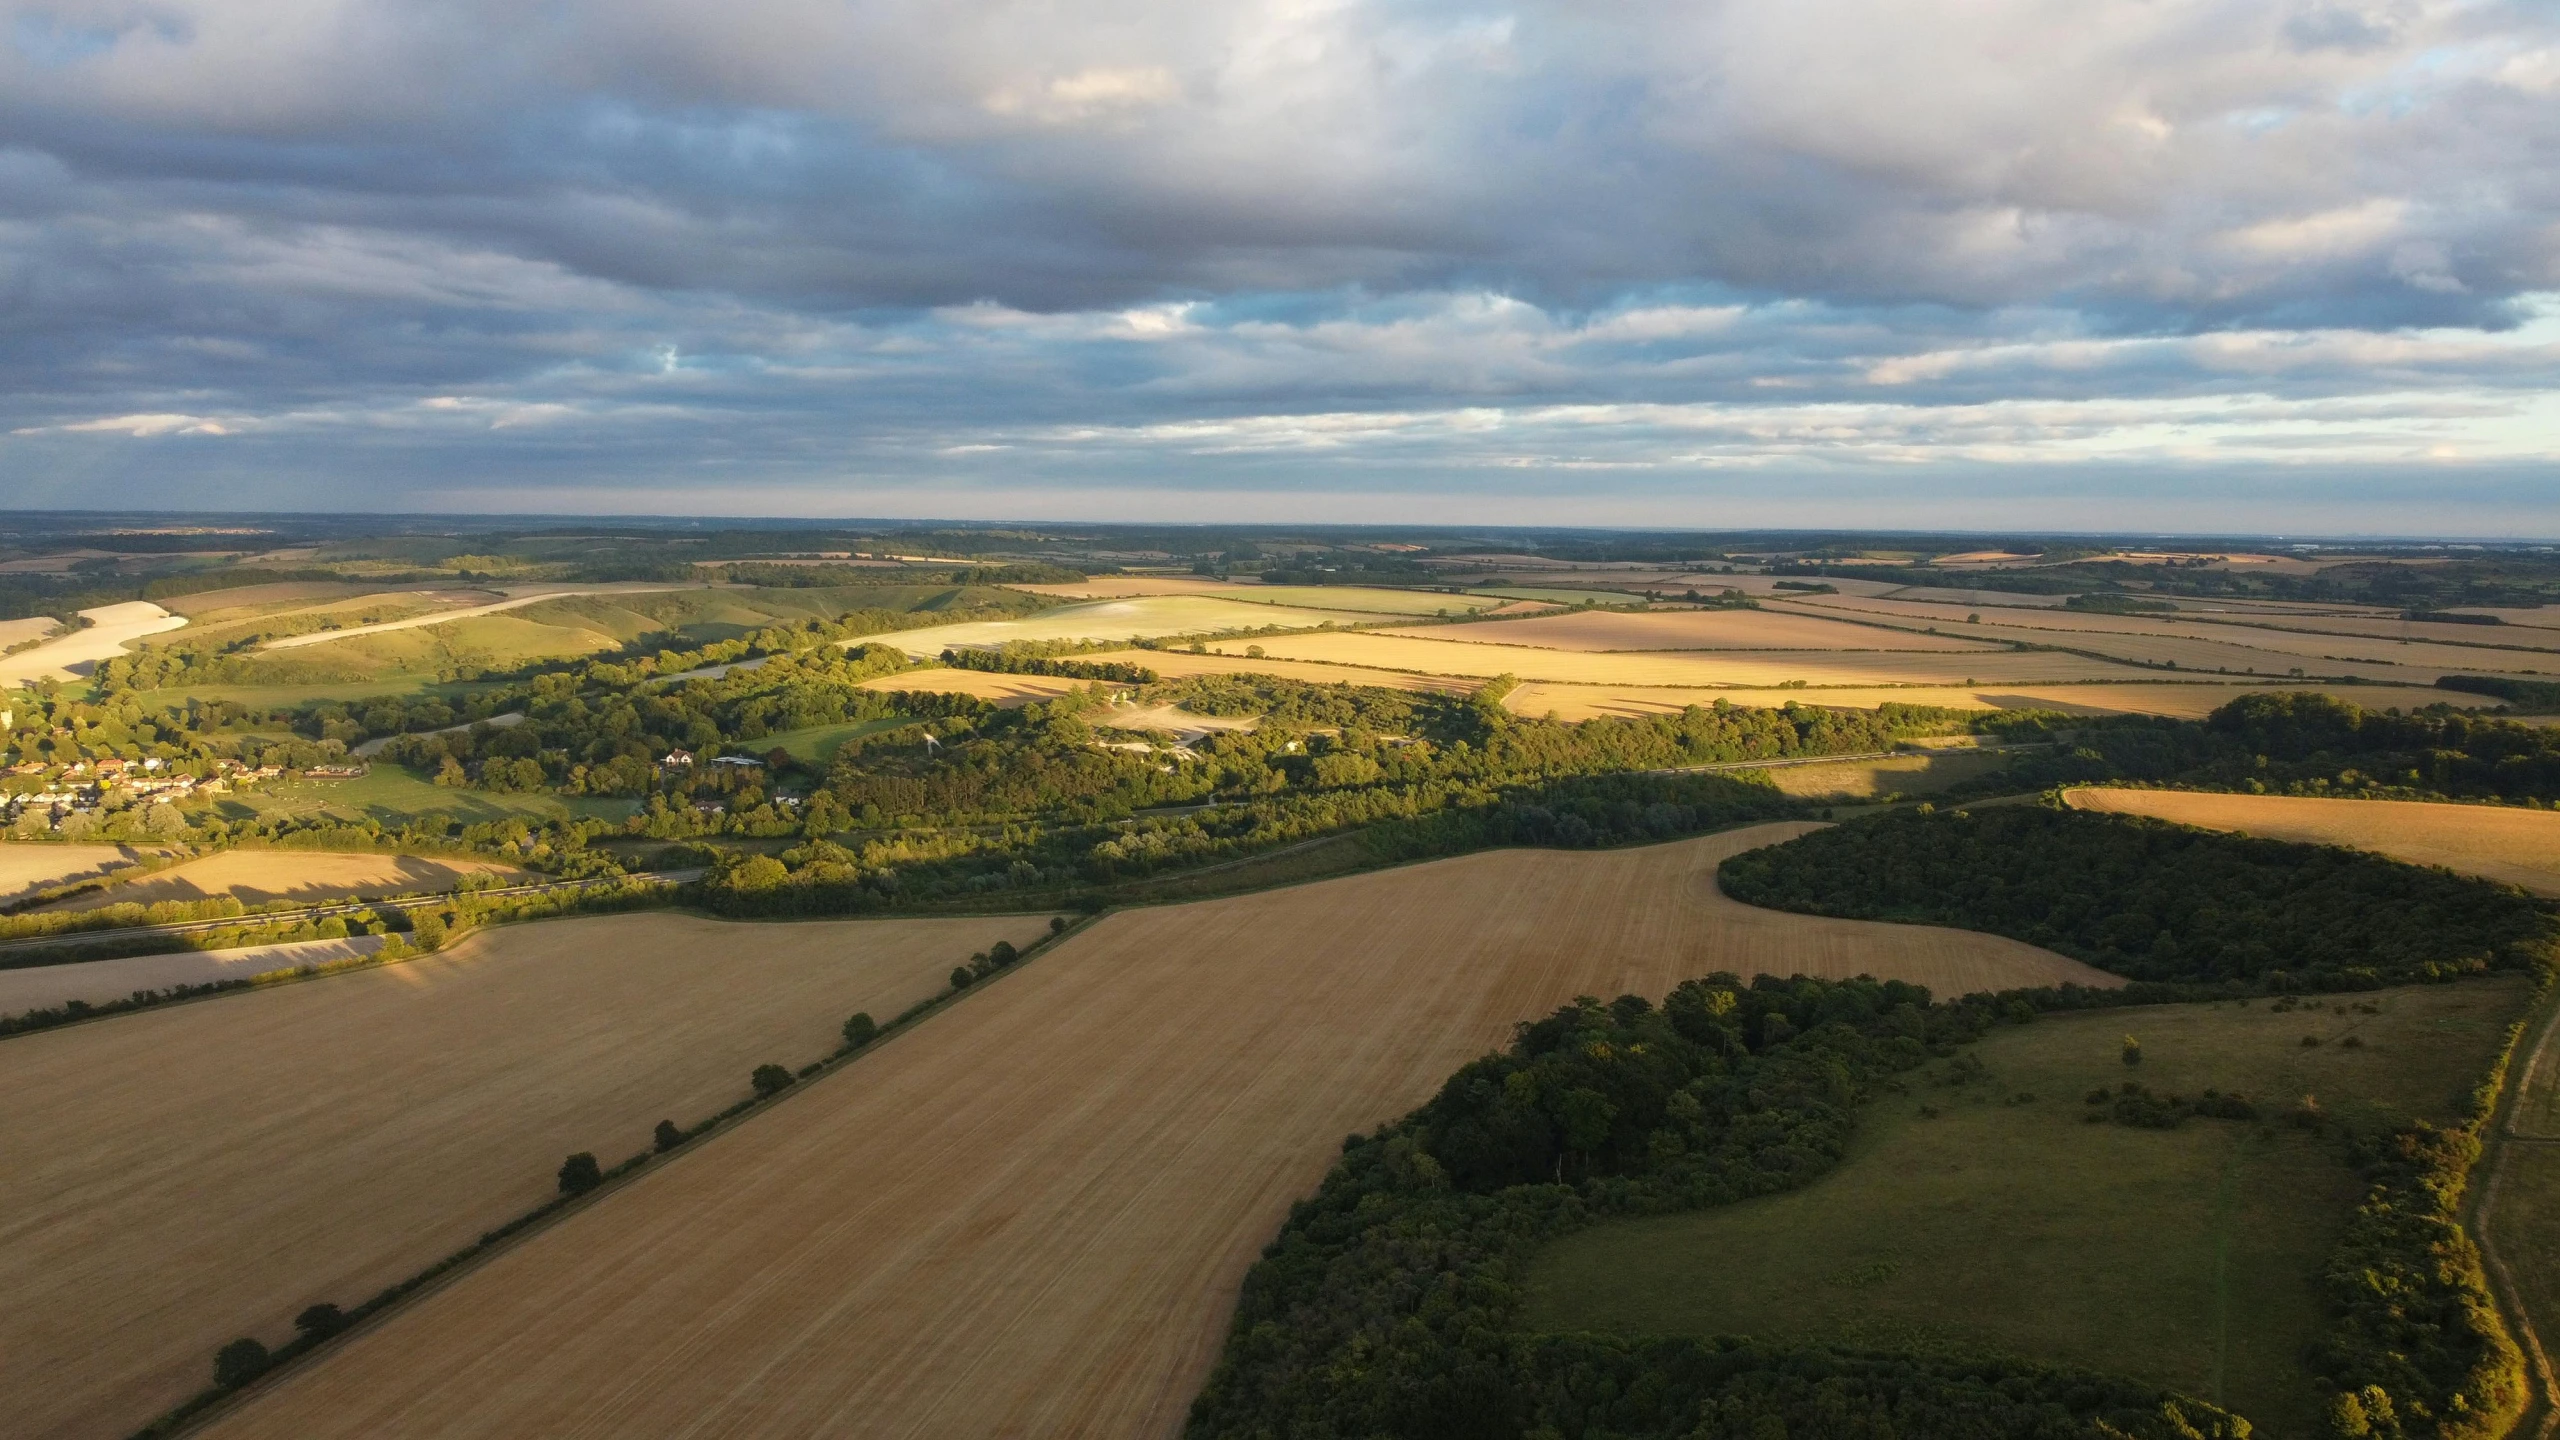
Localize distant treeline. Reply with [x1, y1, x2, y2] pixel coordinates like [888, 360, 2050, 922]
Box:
[1186, 976, 2246, 1440]
[1717, 806, 2557, 990]
[939, 648, 1158, 684]
[2437, 676, 2560, 713]
[1976, 691, 2560, 805]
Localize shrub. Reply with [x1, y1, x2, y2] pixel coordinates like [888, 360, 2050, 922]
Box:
[751, 1063, 795, 1098]
[841, 1011, 878, 1048]
[556, 1151, 602, 1196]
[2123, 1035, 2143, 1066]
[213, 1337, 270, 1388]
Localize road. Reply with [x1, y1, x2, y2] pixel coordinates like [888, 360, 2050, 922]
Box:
[0, 870, 703, 959]
[2476, 992, 2560, 1440]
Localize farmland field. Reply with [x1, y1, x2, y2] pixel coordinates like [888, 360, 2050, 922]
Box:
[1526, 978, 2534, 1437]
[1499, 679, 2484, 721]
[858, 668, 1089, 706]
[0, 842, 151, 901]
[39, 848, 529, 912]
[1760, 749, 2009, 800]
[758, 716, 916, 764]
[207, 765, 637, 827]
[873, 595, 1361, 656]
[1202, 630, 2162, 686]
[1008, 578, 1496, 615]
[1377, 607, 1999, 652]
[198, 824, 2111, 1440]
[0, 934, 387, 1015]
[2064, 788, 2560, 896]
[0, 910, 1056, 1440]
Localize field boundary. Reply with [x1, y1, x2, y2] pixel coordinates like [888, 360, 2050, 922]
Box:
[136, 904, 1097, 1440]
[2473, 979, 2560, 1440]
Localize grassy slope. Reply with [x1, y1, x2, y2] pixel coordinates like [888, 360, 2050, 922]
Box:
[207, 766, 636, 827]
[1525, 978, 2533, 1437]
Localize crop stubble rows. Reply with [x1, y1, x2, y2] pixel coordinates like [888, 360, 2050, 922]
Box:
[0, 911, 1053, 1440]
[200, 824, 2111, 1440]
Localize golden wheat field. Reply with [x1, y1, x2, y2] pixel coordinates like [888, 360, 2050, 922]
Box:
[0, 910, 1057, 1440]
[200, 825, 2111, 1440]
[40, 849, 528, 913]
[1374, 608, 1999, 653]
[2064, 788, 2560, 896]
[1202, 631, 2145, 686]
[0, 842, 151, 901]
[1496, 680, 2484, 722]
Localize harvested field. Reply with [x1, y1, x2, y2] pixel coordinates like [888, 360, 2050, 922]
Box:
[201, 825, 2111, 1440]
[1376, 608, 1998, 653]
[1102, 646, 1481, 695]
[0, 910, 1056, 1440]
[2064, 789, 2560, 896]
[0, 842, 151, 902]
[0, 601, 187, 686]
[41, 849, 529, 913]
[1500, 680, 2483, 722]
[0, 615, 59, 648]
[859, 669, 1087, 706]
[1781, 597, 2560, 677]
[1761, 750, 2009, 800]
[878, 596, 1357, 657]
[1009, 580, 1489, 616]
[0, 935, 387, 1016]
[258, 584, 703, 651]
[1202, 631, 2146, 686]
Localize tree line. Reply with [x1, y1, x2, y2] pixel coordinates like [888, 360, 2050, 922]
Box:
[1185, 975, 2247, 1440]
[1716, 805, 2557, 990]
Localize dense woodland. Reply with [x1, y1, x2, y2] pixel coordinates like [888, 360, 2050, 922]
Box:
[1717, 806, 2557, 990]
[1186, 977, 2249, 1440]
[1976, 692, 2560, 805]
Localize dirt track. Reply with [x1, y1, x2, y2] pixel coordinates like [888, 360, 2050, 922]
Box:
[201, 824, 2110, 1440]
[0, 910, 1053, 1440]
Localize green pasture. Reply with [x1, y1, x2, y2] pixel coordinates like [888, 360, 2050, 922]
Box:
[1525, 978, 2531, 1437]
[203, 765, 636, 828]
[759, 715, 912, 765]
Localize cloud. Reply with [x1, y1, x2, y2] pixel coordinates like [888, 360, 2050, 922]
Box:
[1, 0, 2558, 528]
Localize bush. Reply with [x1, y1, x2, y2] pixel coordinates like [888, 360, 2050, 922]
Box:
[653, 1119, 683, 1153]
[556, 1151, 602, 1196]
[213, 1337, 270, 1388]
[841, 1012, 878, 1048]
[751, 1062, 795, 1098]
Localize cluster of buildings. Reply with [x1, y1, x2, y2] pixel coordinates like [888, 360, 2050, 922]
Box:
[0, 756, 283, 826]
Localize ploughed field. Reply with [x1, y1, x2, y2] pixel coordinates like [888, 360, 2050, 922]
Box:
[0, 910, 1054, 1440]
[198, 823, 2110, 1440]
[2064, 788, 2560, 897]
[37, 848, 530, 912]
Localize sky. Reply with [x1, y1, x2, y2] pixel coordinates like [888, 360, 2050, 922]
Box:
[3, 0, 2558, 534]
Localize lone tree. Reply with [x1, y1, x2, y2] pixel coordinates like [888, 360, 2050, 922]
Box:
[653, 1119, 683, 1153]
[292, 1303, 346, 1340]
[841, 1012, 878, 1049]
[2122, 1036, 2144, 1067]
[557, 1151, 603, 1196]
[214, 1337, 270, 1388]
[1049, 916, 1069, 934]
[751, 1063, 795, 1098]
